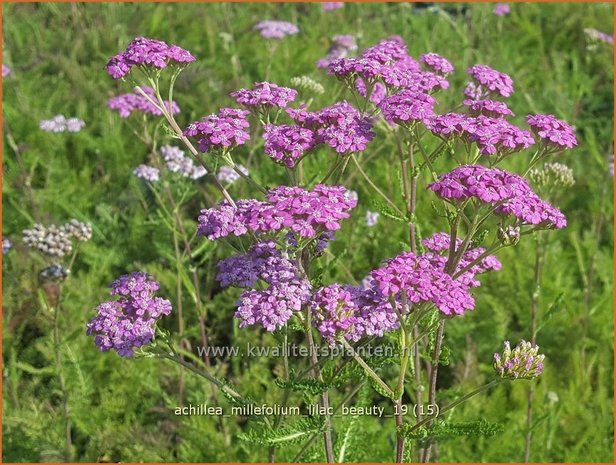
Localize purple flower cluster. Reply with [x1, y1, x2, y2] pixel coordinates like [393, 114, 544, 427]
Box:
[133, 164, 160, 182]
[493, 3, 511, 16]
[422, 232, 502, 288]
[263, 124, 316, 168]
[217, 242, 311, 331]
[355, 79, 387, 104]
[379, 90, 436, 125]
[465, 64, 514, 99]
[86, 272, 172, 356]
[198, 184, 357, 240]
[184, 108, 250, 153]
[464, 99, 514, 117]
[420, 53, 454, 76]
[2, 65, 10, 77]
[429, 165, 567, 229]
[108, 86, 180, 118]
[230, 82, 297, 109]
[106, 36, 195, 79]
[160, 145, 207, 180]
[427, 113, 533, 155]
[318, 34, 358, 69]
[216, 164, 248, 184]
[322, 2, 345, 11]
[287, 101, 375, 153]
[365, 211, 380, 227]
[310, 284, 358, 345]
[526, 114, 577, 150]
[370, 251, 476, 316]
[328, 37, 449, 96]
[254, 20, 299, 39]
[584, 28, 614, 46]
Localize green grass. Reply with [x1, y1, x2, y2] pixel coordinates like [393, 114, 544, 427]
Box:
[2, 2, 614, 462]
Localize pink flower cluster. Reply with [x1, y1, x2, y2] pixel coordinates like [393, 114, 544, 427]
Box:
[198, 184, 357, 240]
[429, 165, 567, 229]
[420, 53, 455, 76]
[287, 101, 375, 153]
[465, 64, 514, 99]
[370, 251, 476, 316]
[106, 36, 195, 79]
[254, 20, 299, 39]
[526, 114, 577, 150]
[263, 124, 316, 168]
[427, 113, 534, 155]
[310, 284, 358, 345]
[379, 90, 436, 125]
[464, 99, 514, 117]
[108, 86, 180, 118]
[217, 242, 311, 331]
[230, 82, 297, 109]
[184, 108, 250, 153]
[86, 272, 172, 356]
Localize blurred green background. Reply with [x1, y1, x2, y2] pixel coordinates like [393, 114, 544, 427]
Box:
[2, 2, 614, 462]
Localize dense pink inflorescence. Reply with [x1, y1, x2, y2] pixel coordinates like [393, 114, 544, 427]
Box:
[465, 64, 514, 99]
[420, 53, 454, 75]
[184, 108, 250, 153]
[230, 82, 297, 109]
[464, 99, 514, 117]
[287, 101, 375, 153]
[197, 184, 357, 240]
[526, 114, 577, 150]
[429, 165, 567, 229]
[254, 20, 299, 39]
[427, 113, 534, 155]
[322, 2, 345, 10]
[217, 242, 311, 331]
[379, 90, 436, 125]
[106, 36, 195, 79]
[108, 86, 180, 118]
[310, 284, 358, 345]
[370, 252, 476, 316]
[86, 272, 172, 356]
[263, 124, 316, 168]
[493, 3, 511, 16]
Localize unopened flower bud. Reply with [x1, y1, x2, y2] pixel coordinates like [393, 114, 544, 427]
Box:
[493, 340, 545, 380]
[497, 225, 520, 246]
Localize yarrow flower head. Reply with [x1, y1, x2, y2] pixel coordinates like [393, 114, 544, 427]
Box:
[429, 165, 567, 229]
[526, 114, 577, 150]
[494, 340, 545, 379]
[528, 162, 575, 190]
[198, 184, 357, 241]
[39, 264, 70, 283]
[40, 115, 85, 133]
[322, 2, 344, 11]
[290, 76, 325, 95]
[464, 99, 514, 117]
[493, 3, 511, 16]
[317, 34, 358, 68]
[62, 219, 93, 242]
[254, 20, 299, 39]
[263, 124, 316, 168]
[370, 251, 476, 316]
[217, 242, 311, 331]
[379, 90, 436, 125]
[133, 164, 160, 182]
[310, 284, 358, 345]
[465, 64, 514, 99]
[287, 101, 375, 154]
[160, 145, 207, 180]
[108, 86, 180, 118]
[365, 210, 380, 227]
[86, 272, 172, 356]
[427, 113, 533, 156]
[106, 36, 195, 79]
[184, 108, 250, 153]
[216, 164, 248, 184]
[23, 223, 72, 258]
[230, 82, 297, 110]
[2, 65, 10, 77]
[584, 28, 614, 46]
[420, 53, 454, 76]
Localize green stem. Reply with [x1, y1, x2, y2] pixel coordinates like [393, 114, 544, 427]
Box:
[341, 339, 394, 398]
